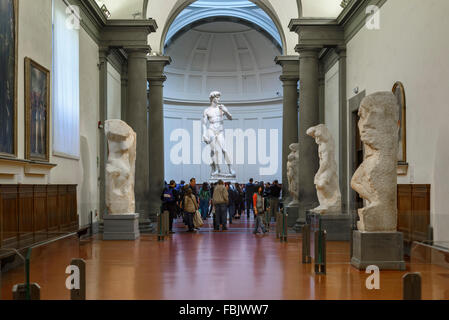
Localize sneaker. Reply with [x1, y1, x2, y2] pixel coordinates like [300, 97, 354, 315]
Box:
[169, 231, 175, 234]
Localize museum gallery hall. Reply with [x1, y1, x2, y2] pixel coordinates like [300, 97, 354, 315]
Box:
[0, 0, 448, 301]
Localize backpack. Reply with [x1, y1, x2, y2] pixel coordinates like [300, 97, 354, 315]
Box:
[162, 187, 175, 203]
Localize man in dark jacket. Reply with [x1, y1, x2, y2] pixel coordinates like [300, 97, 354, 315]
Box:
[161, 180, 179, 234]
[268, 180, 282, 223]
[245, 178, 256, 218]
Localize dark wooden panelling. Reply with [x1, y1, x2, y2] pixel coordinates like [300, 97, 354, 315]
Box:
[58, 185, 69, 231]
[33, 185, 48, 242]
[411, 185, 430, 242]
[1, 185, 18, 247]
[0, 184, 78, 249]
[47, 185, 59, 234]
[398, 184, 412, 242]
[18, 185, 34, 245]
[397, 184, 431, 246]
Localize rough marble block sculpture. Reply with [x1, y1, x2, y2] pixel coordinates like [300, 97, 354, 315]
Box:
[351, 92, 399, 232]
[105, 119, 137, 215]
[306, 124, 341, 214]
[287, 143, 300, 207]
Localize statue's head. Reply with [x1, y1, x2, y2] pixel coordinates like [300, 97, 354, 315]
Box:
[306, 124, 330, 144]
[358, 92, 399, 149]
[209, 91, 221, 103]
[289, 143, 299, 152]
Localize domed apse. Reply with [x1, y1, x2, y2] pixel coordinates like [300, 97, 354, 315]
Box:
[163, 3, 285, 183]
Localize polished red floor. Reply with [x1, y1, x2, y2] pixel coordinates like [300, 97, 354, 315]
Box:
[1, 215, 448, 300]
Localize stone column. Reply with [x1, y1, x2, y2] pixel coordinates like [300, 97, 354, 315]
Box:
[275, 56, 299, 202]
[296, 47, 321, 230]
[121, 63, 128, 121]
[336, 47, 348, 211]
[98, 48, 109, 220]
[126, 48, 150, 219]
[147, 56, 172, 222]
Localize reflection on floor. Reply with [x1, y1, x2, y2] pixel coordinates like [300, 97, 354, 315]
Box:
[1, 215, 448, 300]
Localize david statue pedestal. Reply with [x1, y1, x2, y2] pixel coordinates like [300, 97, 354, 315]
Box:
[202, 91, 236, 182]
[103, 119, 140, 241]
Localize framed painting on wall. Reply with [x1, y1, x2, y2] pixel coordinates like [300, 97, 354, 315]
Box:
[0, 0, 18, 157]
[392, 81, 408, 175]
[25, 57, 51, 162]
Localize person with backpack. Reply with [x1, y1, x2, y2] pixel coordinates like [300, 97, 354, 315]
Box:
[183, 186, 199, 232]
[160, 180, 179, 234]
[226, 183, 237, 224]
[253, 186, 267, 234]
[245, 178, 256, 218]
[199, 182, 211, 220]
[212, 180, 229, 231]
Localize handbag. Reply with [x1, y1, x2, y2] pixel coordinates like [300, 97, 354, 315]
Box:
[193, 210, 204, 228]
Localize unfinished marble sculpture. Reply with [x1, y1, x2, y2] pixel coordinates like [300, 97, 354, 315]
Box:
[306, 124, 341, 214]
[105, 120, 137, 215]
[351, 92, 399, 232]
[287, 143, 300, 206]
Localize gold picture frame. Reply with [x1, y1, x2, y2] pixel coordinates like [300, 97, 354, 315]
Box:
[392, 81, 408, 175]
[25, 57, 51, 162]
[0, 0, 18, 158]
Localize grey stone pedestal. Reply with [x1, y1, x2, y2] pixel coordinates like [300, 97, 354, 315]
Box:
[285, 205, 300, 229]
[103, 213, 140, 240]
[306, 211, 353, 241]
[351, 231, 406, 270]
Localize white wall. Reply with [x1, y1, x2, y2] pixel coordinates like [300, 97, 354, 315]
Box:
[164, 103, 283, 183]
[107, 62, 121, 120]
[346, 0, 449, 245]
[324, 62, 340, 173]
[0, 0, 100, 227]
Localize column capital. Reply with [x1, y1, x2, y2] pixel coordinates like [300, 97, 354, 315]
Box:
[125, 46, 151, 59]
[275, 56, 299, 82]
[147, 56, 172, 83]
[279, 75, 299, 84]
[295, 46, 322, 58]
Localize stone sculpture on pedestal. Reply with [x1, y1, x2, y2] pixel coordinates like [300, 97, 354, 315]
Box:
[202, 91, 236, 179]
[351, 92, 399, 232]
[306, 124, 341, 214]
[287, 143, 300, 206]
[350, 92, 405, 270]
[105, 120, 136, 214]
[103, 119, 140, 240]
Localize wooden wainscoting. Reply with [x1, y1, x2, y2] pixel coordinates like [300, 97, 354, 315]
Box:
[0, 184, 78, 250]
[397, 184, 431, 246]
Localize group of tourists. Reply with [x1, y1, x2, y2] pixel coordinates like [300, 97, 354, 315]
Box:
[161, 178, 283, 234]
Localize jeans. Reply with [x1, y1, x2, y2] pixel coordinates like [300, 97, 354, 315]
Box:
[199, 199, 209, 219]
[184, 211, 194, 230]
[268, 198, 279, 223]
[245, 198, 253, 217]
[254, 212, 267, 233]
[166, 202, 178, 231]
[215, 203, 228, 229]
[228, 202, 235, 224]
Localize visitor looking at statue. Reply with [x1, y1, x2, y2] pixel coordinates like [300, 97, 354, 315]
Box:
[212, 180, 229, 231]
[182, 186, 199, 233]
[199, 182, 211, 220]
[245, 178, 256, 218]
[253, 186, 268, 234]
[160, 180, 179, 234]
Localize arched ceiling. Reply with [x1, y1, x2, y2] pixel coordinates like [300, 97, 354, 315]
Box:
[165, 0, 282, 50]
[163, 21, 282, 103]
[95, 0, 344, 54]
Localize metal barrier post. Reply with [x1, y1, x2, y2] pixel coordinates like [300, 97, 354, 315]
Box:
[302, 224, 311, 264]
[282, 212, 288, 242]
[314, 230, 327, 275]
[403, 273, 422, 300]
[276, 212, 280, 239]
